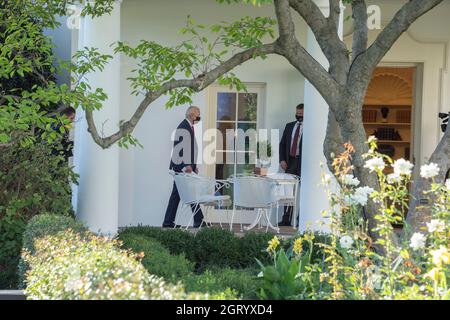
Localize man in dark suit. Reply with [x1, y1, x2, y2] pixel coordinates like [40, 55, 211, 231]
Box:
[163, 106, 204, 228]
[278, 103, 304, 226]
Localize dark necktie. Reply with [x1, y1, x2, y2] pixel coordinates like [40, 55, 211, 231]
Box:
[290, 123, 301, 157]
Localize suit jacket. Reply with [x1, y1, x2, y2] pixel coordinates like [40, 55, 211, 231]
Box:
[169, 119, 198, 173]
[50, 123, 73, 162]
[279, 120, 303, 164]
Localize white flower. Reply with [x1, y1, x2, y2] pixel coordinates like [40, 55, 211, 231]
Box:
[409, 233, 426, 251]
[387, 173, 402, 184]
[344, 186, 374, 207]
[426, 219, 445, 233]
[368, 136, 377, 144]
[445, 179, 450, 191]
[420, 163, 440, 179]
[342, 174, 360, 187]
[364, 157, 385, 172]
[339, 235, 354, 249]
[430, 246, 450, 266]
[353, 186, 375, 206]
[392, 159, 414, 176]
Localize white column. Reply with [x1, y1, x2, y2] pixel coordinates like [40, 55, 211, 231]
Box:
[73, 1, 122, 236]
[299, 0, 344, 233]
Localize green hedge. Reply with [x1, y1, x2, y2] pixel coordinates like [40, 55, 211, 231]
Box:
[183, 268, 261, 300]
[119, 227, 279, 270]
[23, 230, 188, 300]
[192, 228, 241, 270]
[118, 230, 261, 299]
[18, 214, 87, 288]
[119, 226, 196, 259]
[119, 233, 195, 282]
[239, 232, 276, 267]
[20, 215, 236, 300]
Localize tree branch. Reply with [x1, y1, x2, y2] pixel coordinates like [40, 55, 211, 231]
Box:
[288, 0, 349, 83]
[274, 0, 295, 40]
[273, 0, 341, 108]
[328, 0, 341, 30]
[351, 0, 444, 81]
[351, 0, 368, 63]
[86, 42, 279, 149]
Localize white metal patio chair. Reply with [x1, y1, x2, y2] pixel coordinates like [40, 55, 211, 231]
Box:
[268, 173, 300, 229]
[230, 174, 279, 233]
[170, 171, 231, 230]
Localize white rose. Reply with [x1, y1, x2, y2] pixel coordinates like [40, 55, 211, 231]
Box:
[342, 174, 360, 187]
[426, 219, 445, 233]
[345, 186, 374, 206]
[340, 235, 354, 249]
[364, 157, 385, 172]
[409, 233, 426, 251]
[355, 186, 374, 205]
[387, 173, 402, 184]
[392, 159, 414, 176]
[420, 163, 440, 179]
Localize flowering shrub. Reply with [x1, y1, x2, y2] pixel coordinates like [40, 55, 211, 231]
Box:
[258, 138, 450, 300]
[22, 215, 236, 300]
[18, 214, 88, 289]
[23, 230, 189, 300]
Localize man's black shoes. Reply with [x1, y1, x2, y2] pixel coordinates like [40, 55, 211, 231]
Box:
[278, 221, 292, 227]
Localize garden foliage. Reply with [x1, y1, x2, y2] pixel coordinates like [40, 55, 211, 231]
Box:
[0, 143, 76, 289]
[257, 138, 450, 300]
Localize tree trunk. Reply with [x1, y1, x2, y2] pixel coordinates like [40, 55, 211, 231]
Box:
[407, 124, 450, 235]
[328, 90, 399, 252]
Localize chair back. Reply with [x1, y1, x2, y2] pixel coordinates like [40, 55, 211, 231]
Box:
[232, 175, 277, 208]
[173, 172, 215, 205]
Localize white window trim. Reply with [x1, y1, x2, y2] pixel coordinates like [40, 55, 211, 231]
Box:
[204, 82, 267, 179]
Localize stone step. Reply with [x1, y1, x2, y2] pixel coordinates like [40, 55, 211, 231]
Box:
[0, 290, 26, 300]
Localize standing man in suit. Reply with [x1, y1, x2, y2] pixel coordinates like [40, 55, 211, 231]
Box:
[278, 103, 304, 226]
[163, 106, 204, 228]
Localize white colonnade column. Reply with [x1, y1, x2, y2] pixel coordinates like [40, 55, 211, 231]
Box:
[73, 0, 122, 235]
[299, 0, 344, 233]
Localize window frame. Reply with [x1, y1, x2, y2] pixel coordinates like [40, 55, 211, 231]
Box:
[204, 83, 267, 180]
